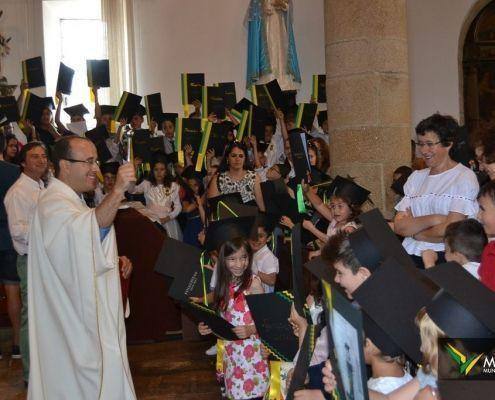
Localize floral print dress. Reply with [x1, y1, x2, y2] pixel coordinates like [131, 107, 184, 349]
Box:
[221, 281, 269, 399]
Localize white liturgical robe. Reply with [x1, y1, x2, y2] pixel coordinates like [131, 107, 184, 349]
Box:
[27, 178, 136, 400]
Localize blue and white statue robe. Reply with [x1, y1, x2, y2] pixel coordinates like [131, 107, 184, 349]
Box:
[246, 0, 302, 91]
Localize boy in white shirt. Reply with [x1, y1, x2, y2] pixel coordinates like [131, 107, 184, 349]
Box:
[422, 219, 487, 279]
[248, 216, 279, 293]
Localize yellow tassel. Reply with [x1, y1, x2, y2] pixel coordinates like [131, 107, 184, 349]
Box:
[183, 104, 189, 118]
[216, 340, 224, 375]
[89, 88, 95, 103]
[110, 120, 116, 134]
[268, 361, 282, 400]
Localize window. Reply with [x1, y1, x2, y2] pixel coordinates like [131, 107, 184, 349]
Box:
[43, 0, 108, 126]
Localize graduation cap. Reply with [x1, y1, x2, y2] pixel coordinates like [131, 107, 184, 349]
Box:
[207, 122, 229, 156]
[87, 59, 110, 88]
[353, 257, 437, 364]
[100, 162, 120, 176]
[249, 104, 270, 143]
[64, 104, 89, 118]
[264, 79, 285, 110]
[260, 179, 301, 223]
[234, 97, 255, 113]
[295, 103, 318, 131]
[114, 92, 143, 121]
[317, 110, 328, 127]
[56, 62, 75, 95]
[218, 82, 237, 109]
[132, 129, 153, 162]
[0, 96, 20, 123]
[207, 192, 244, 218]
[217, 199, 259, 220]
[348, 228, 383, 273]
[426, 262, 495, 339]
[282, 90, 297, 111]
[251, 83, 273, 111]
[154, 236, 202, 279]
[358, 208, 415, 269]
[288, 128, 311, 183]
[204, 216, 257, 252]
[100, 105, 116, 117]
[181, 73, 205, 105]
[362, 312, 403, 358]
[144, 93, 163, 123]
[304, 256, 334, 283]
[21, 92, 54, 123]
[202, 86, 226, 119]
[182, 301, 237, 341]
[327, 175, 370, 206]
[85, 125, 112, 162]
[157, 112, 178, 126]
[312, 74, 326, 103]
[22, 56, 45, 88]
[246, 292, 300, 361]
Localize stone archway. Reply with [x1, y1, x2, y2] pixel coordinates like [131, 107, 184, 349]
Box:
[459, 0, 495, 128]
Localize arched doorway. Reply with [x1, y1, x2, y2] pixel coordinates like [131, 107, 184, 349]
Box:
[463, 1, 495, 130]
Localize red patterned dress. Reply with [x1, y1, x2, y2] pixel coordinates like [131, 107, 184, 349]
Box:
[221, 279, 269, 399]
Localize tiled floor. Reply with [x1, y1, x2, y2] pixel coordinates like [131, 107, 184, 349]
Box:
[0, 328, 219, 400]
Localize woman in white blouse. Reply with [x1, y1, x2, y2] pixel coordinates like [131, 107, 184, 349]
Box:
[393, 114, 479, 268]
[128, 158, 182, 240]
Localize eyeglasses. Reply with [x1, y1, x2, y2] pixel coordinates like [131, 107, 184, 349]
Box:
[62, 158, 100, 167]
[415, 141, 441, 149]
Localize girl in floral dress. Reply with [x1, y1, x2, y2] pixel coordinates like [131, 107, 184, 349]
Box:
[199, 237, 269, 399]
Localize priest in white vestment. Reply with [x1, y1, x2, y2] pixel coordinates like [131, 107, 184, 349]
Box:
[27, 136, 136, 399]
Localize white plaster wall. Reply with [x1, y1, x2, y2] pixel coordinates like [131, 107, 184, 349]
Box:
[406, 0, 483, 128]
[131, 0, 326, 114]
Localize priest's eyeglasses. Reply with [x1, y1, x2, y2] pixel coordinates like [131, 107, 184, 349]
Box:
[62, 158, 100, 167]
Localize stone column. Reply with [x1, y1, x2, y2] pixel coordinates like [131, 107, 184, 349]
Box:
[324, 0, 411, 214]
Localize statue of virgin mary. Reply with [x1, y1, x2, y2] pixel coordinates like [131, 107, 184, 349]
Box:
[245, 0, 302, 91]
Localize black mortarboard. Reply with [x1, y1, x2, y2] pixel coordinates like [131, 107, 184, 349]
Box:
[260, 179, 301, 223]
[132, 129, 152, 162]
[56, 62, 75, 95]
[41, 97, 55, 110]
[295, 103, 318, 131]
[426, 263, 495, 339]
[317, 110, 328, 127]
[246, 292, 300, 361]
[114, 91, 143, 121]
[86, 59, 110, 87]
[144, 93, 163, 123]
[85, 125, 112, 162]
[217, 199, 259, 219]
[207, 122, 229, 156]
[218, 82, 237, 109]
[100, 162, 119, 175]
[313, 74, 326, 103]
[0, 96, 20, 123]
[348, 228, 383, 273]
[251, 83, 273, 111]
[353, 257, 437, 364]
[304, 256, 334, 283]
[181, 73, 205, 104]
[327, 175, 370, 206]
[207, 192, 243, 218]
[182, 302, 237, 341]
[154, 237, 202, 279]
[264, 79, 285, 110]
[100, 105, 116, 117]
[362, 312, 403, 358]
[157, 112, 178, 126]
[234, 97, 255, 113]
[21, 92, 54, 123]
[358, 208, 415, 269]
[64, 104, 89, 118]
[249, 104, 270, 143]
[22, 56, 45, 88]
[202, 86, 226, 119]
[282, 90, 297, 113]
[204, 216, 257, 252]
[288, 128, 310, 183]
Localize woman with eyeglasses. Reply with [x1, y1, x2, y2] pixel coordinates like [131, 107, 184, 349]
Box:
[393, 113, 479, 269]
[207, 141, 265, 211]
